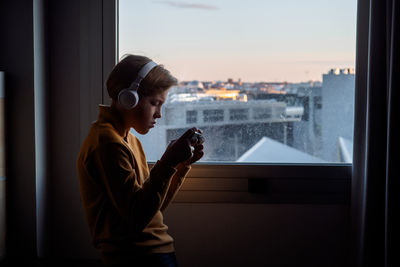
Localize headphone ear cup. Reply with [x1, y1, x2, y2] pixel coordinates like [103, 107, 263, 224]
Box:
[118, 89, 139, 109]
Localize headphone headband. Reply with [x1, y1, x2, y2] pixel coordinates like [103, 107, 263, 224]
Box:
[129, 61, 158, 90]
[138, 61, 158, 79]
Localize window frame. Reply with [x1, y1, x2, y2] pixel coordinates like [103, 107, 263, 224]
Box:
[105, 0, 361, 204]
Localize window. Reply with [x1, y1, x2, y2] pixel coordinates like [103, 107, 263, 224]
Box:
[203, 109, 224, 123]
[314, 96, 322, 109]
[230, 109, 248, 121]
[119, 0, 357, 165]
[253, 107, 272, 120]
[186, 110, 198, 124]
[116, 0, 357, 203]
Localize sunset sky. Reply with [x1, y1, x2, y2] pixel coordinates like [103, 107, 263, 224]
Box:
[119, 0, 357, 83]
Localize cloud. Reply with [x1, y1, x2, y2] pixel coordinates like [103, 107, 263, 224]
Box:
[153, 1, 218, 10]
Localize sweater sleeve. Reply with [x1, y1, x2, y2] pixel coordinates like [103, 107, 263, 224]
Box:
[160, 163, 191, 212]
[95, 142, 177, 236]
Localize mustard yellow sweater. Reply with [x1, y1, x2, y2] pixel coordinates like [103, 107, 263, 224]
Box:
[76, 105, 190, 265]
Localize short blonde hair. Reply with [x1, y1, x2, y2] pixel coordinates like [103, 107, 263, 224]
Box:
[106, 54, 177, 100]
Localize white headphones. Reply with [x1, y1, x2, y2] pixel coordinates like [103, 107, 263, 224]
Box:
[118, 61, 158, 109]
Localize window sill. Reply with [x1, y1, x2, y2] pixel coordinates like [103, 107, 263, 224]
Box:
[149, 163, 351, 204]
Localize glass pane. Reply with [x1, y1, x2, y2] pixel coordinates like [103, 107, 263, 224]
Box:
[118, 0, 357, 163]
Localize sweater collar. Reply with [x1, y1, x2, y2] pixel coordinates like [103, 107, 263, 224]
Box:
[98, 105, 129, 139]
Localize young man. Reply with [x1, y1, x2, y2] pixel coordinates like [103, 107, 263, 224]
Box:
[77, 55, 204, 266]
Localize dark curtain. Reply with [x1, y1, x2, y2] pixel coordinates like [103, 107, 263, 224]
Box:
[352, 0, 399, 266]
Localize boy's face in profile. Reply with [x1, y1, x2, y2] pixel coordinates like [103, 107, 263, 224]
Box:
[129, 90, 168, 134]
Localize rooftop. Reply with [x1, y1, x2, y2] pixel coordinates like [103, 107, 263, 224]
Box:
[237, 136, 326, 163]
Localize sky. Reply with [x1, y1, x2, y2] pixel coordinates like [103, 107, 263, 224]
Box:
[119, 0, 357, 83]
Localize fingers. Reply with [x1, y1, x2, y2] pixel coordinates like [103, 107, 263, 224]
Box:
[168, 128, 204, 165]
[193, 143, 204, 151]
[181, 127, 203, 141]
[196, 150, 204, 161]
[197, 135, 205, 145]
[188, 128, 204, 145]
[191, 144, 204, 162]
[194, 147, 204, 158]
[180, 127, 197, 140]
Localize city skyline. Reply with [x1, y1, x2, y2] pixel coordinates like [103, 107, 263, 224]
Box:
[119, 0, 357, 83]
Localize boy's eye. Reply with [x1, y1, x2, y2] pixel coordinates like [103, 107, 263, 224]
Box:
[151, 101, 163, 107]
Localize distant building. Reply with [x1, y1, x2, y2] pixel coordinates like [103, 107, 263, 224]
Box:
[321, 68, 355, 162]
[135, 85, 303, 162]
[237, 136, 326, 163]
[134, 70, 354, 163]
[291, 85, 323, 159]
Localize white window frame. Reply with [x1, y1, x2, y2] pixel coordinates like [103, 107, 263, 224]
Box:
[102, 0, 364, 204]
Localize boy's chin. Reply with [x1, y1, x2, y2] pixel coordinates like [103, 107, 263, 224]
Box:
[135, 128, 150, 135]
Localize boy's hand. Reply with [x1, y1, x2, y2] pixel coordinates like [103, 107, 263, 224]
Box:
[184, 129, 204, 166]
[160, 128, 204, 168]
[183, 142, 204, 166]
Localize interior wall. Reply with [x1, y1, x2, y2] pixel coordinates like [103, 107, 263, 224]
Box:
[0, 0, 38, 260]
[46, 0, 103, 258]
[165, 203, 351, 267]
